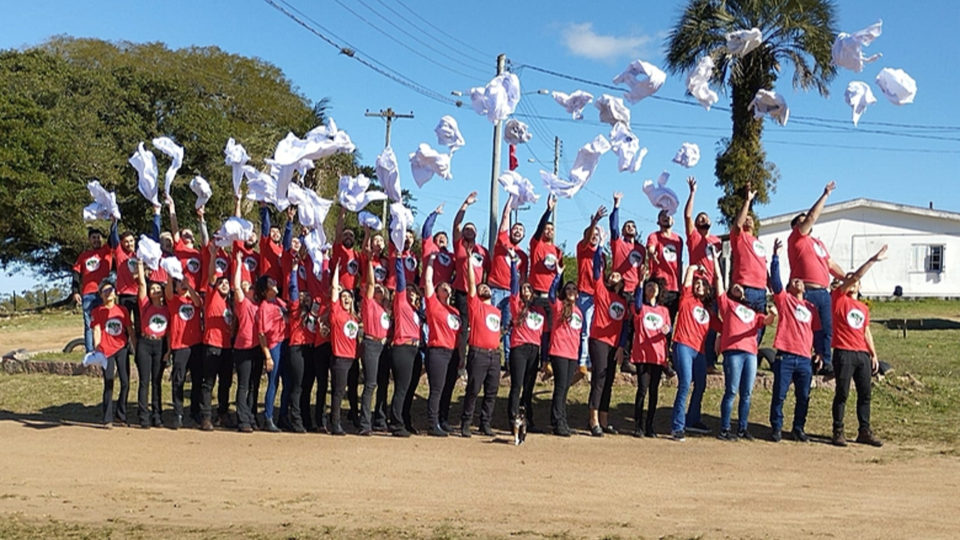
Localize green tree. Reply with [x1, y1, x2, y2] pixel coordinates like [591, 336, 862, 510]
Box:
[665, 0, 838, 224]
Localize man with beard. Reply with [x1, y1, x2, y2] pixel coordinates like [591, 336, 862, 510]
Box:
[167, 196, 205, 290]
[575, 206, 608, 376]
[421, 204, 455, 286]
[684, 177, 722, 373]
[487, 195, 528, 369]
[73, 223, 115, 353]
[610, 192, 646, 298]
[257, 202, 292, 285]
[646, 210, 683, 324]
[332, 207, 360, 292]
[730, 186, 769, 344]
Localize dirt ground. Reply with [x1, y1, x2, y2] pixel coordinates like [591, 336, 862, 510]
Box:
[1, 420, 958, 538]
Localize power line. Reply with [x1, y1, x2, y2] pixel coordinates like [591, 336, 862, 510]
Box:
[370, 0, 491, 70]
[394, 0, 495, 62]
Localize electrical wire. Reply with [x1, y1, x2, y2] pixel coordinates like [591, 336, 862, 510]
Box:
[371, 0, 491, 70]
[393, 0, 495, 62]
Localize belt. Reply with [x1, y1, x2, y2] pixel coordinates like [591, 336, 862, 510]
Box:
[470, 346, 499, 356]
[364, 335, 387, 345]
[803, 282, 826, 289]
[142, 334, 164, 341]
[394, 339, 420, 347]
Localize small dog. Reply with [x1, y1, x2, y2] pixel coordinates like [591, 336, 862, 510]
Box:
[513, 406, 527, 446]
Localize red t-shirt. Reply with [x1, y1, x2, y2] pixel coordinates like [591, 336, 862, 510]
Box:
[730, 227, 768, 289]
[360, 253, 388, 287]
[313, 304, 331, 346]
[548, 300, 583, 360]
[509, 296, 546, 348]
[330, 301, 360, 359]
[646, 231, 683, 292]
[91, 304, 130, 357]
[489, 231, 528, 289]
[332, 243, 360, 290]
[630, 304, 671, 365]
[611, 237, 646, 292]
[467, 294, 501, 349]
[672, 286, 712, 353]
[422, 237, 455, 285]
[255, 298, 287, 349]
[202, 246, 231, 285]
[113, 245, 138, 296]
[73, 245, 113, 295]
[289, 298, 319, 346]
[589, 281, 629, 346]
[259, 236, 283, 285]
[576, 239, 598, 296]
[788, 228, 832, 287]
[202, 290, 233, 349]
[426, 293, 461, 349]
[831, 289, 870, 352]
[174, 240, 203, 290]
[773, 290, 819, 357]
[233, 241, 259, 286]
[687, 229, 721, 284]
[361, 297, 391, 340]
[717, 294, 766, 355]
[167, 293, 202, 350]
[387, 246, 419, 290]
[453, 239, 488, 293]
[138, 296, 169, 339]
[233, 295, 260, 350]
[527, 237, 561, 293]
[392, 293, 421, 344]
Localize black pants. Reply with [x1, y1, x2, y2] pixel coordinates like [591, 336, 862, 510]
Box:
[102, 347, 129, 424]
[302, 343, 330, 430]
[550, 355, 576, 431]
[284, 344, 306, 429]
[170, 344, 202, 419]
[135, 338, 165, 425]
[233, 347, 257, 429]
[374, 345, 392, 429]
[360, 338, 386, 431]
[426, 347, 455, 427]
[347, 359, 360, 417]
[201, 346, 223, 420]
[660, 289, 680, 331]
[635, 363, 664, 433]
[118, 294, 140, 337]
[533, 296, 554, 368]
[187, 345, 203, 422]
[438, 345, 461, 427]
[330, 357, 354, 428]
[461, 348, 501, 428]
[215, 348, 233, 417]
[389, 345, 418, 429]
[403, 351, 422, 429]
[507, 343, 539, 422]
[832, 349, 873, 431]
[248, 347, 264, 422]
[588, 339, 618, 412]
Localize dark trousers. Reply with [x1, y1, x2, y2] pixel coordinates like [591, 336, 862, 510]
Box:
[248, 347, 264, 422]
[742, 285, 768, 344]
[635, 363, 664, 433]
[301, 343, 328, 430]
[832, 349, 872, 431]
[233, 347, 257, 429]
[215, 348, 233, 416]
[284, 344, 306, 428]
[170, 344, 202, 419]
[374, 345, 391, 429]
[549, 355, 576, 431]
[201, 345, 224, 420]
[360, 338, 386, 431]
[102, 347, 129, 424]
[389, 345, 418, 429]
[403, 351, 422, 429]
[118, 294, 140, 337]
[587, 338, 617, 412]
[438, 345, 460, 427]
[347, 359, 360, 417]
[187, 345, 203, 422]
[330, 357, 354, 428]
[660, 289, 679, 329]
[461, 348, 500, 428]
[135, 338, 165, 425]
[507, 343, 539, 423]
[426, 347, 455, 427]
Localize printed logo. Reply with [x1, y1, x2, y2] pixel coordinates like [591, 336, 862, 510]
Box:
[485, 312, 501, 332]
[692, 305, 710, 325]
[447, 313, 461, 331]
[734, 304, 756, 324]
[214, 257, 229, 274]
[126, 258, 138, 275]
[752, 240, 767, 258]
[608, 301, 626, 321]
[846, 308, 866, 330]
[471, 252, 485, 268]
[570, 312, 583, 330]
[85, 256, 101, 272]
[178, 304, 195, 321]
[343, 320, 359, 339]
[404, 256, 418, 272]
[305, 315, 316, 334]
[525, 311, 544, 331]
[347, 259, 360, 275]
[628, 250, 644, 267]
[643, 312, 665, 331]
[186, 258, 201, 274]
[544, 252, 558, 271]
[148, 314, 168, 334]
[105, 318, 123, 336]
[380, 312, 391, 330]
[813, 241, 828, 259]
[223, 308, 233, 327]
[794, 304, 812, 324]
[243, 256, 258, 272]
[373, 266, 387, 283]
[662, 245, 677, 263]
[298, 266, 307, 280]
[436, 251, 452, 267]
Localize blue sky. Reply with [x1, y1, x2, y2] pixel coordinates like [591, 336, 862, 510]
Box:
[2, 0, 958, 293]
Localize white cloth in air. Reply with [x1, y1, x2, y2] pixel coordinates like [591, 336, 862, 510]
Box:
[434, 116, 465, 153]
[358, 210, 383, 231]
[504, 118, 532, 145]
[672, 142, 701, 168]
[389, 202, 414, 253]
[189, 176, 212, 210]
[376, 147, 403, 202]
[151, 136, 183, 198]
[498, 170, 540, 209]
[612, 60, 666, 103]
[875, 67, 917, 105]
[569, 134, 611, 185]
[83, 351, 108, 369]
[844, 81, 877, 126]
[129, 142, 159, 207]
[214, 217, 254, 248]
[749, 89, 790, 125]
[224, 138, 250, 198]
[595, 94, 631, 126]
[643, 172, 680, 216]
[136, 235, 162, 270]
[295, 158, 314, 179]
[244, 166, 279, 207]
[287, 184, 333, 231]
[609, 123, 647, 173]
[539, 171, 582, 199]
[338, 174, 388, 213]
[303, 228, 328, 279]
[725, 28, 763, 56]
[161, 256, 184, 281]
[409, 143, 452, 187]
[83, 180, 121, 222]
[832, 20, 882, 73]
[687, 57, 719, 110]
[552, 90, 594, 120]
[469, 72, 521, 123]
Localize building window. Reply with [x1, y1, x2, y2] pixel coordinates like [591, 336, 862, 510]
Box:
[914, 244, 945, 273]
[928, 245, 944, 273]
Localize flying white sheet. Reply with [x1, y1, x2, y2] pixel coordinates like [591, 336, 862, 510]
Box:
[434, 116, 465, 153]
[875, 67, 917, 105]
[469, 73, 521, 123]
[832, 20, 883, 73]
[725, 28, 763, 56]
[844, 81, 877, 126]
[504, 118, 532, 145]
[83, 180, 121, 222]
[687, 56, 719, 110]
[643, 172, 680, 216]
[552, 90, 594, 120]
[409, 143, 452, 187]
[129, 142, 159, 207]
[152, 136, 183, 198]
[223, 138, 250, 198]
[748, 89, 790, 125]
[609, 122, 647, 173]
[612, 60, 666, 103]
[595, 94, 631, 126]
[672, 142, 701, 168]
[189, 176, 212, 209]
[498, 170, 540, 209]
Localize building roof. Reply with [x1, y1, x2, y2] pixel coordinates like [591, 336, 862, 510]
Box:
[759, 198, 960, 228]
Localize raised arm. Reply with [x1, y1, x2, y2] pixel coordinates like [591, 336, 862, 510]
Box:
[136, 260, 147, 301]
[734, 186, 756, 232]
[363, 239, 376, 299]
[394, 255, 407, 293]
[797, 181, 836, 235]
[288, 256, 300, 301]
[260, 202, 271, 240]
[452, 191, 477, 243]
[684, 176, 696, 236]
[167, 195, 180, 242]
[206, 241, 217, 287]
[533, 195, 556, 241]
[610, 192, 622, 242]
[499, 195, 514, 234]
[108, 217, 119, 249]
[582, 205, 608, 242]
[232, 250, 244, 299]
[197, 206, 209, 247]
[509, 257, 519, 296]
[682, 263, 702, 289]
[592, 243, 604, 282]
[282, 206, 294, 250]
[233, 193, 242, 218]
[546, 257, 564, 303]
[770, 238, 784, 294]
[335, 206, 346, 242]
[330, 263, 341, 304]
[711, 244, 725, 294]
[422, 204, 443, 239]
[836, 245, 888, 294]
[150, 204, 162, 242]
[424, 253, 437, 298]
[466, 249, 477, 297]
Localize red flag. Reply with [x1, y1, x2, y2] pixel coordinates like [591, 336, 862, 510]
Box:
[508, 144, 518, 171]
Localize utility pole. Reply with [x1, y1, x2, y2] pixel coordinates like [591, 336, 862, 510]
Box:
[552, 136, 561, 226]
[365, 107, 414, 224]
[488, 54, 506, 255]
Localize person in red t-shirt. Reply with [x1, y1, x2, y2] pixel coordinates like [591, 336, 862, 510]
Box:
[389, 248, 423, 437]
[231, 250, 261, 433]
[646, 209, 684, 322]
[420, 204, 455, 286]
[255, 262, 289, 433]
[257, 203, 291, 286]
[586, 246, 630, 437]
[628, 280, 672, 437]
[108, 218, 140, 332]
[730, 186, 770, 344]
[668, 265, 714, 440]
[167, 196, 205, 291]
[134, 261, 169, 429]
[574, 206, 608, 371]
[506, 257, 546, 435]
[488, 194, 529, 369]
[73, 224, 115, 353]
[547, 259, 581, 437]
[328, 264, 360, 435]
[459, 246, 502, 438]
[90, 280, 135, 426]
[164, 268, 203, 429]
[332, 208, 361, 291]
[423, 252, 461, 437]
[450, 192, 490, 365]
[609, 192, 647, 295]
[684, 177, 723, 373]
[830, 244, 887, 448]
[356, 242, 392, 436]
[199, 241, 234, 432]
[386, 230, 419, 291]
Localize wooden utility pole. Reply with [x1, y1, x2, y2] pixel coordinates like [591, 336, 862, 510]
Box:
[365, 108, 414, 224]
[488, 54, 506, 255]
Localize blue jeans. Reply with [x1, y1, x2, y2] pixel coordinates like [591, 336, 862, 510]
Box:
[671, 343, 706, 432]
[769, 352, 813, 432]
[490, 286, 511, 367]
[803, 287, 832, 368]
[82, 293, 101, 353]
[575, 292, 595, 368]
[742, 286, 768, 345]
[263, 343, 283, 421]
[720, 350, 757, 432]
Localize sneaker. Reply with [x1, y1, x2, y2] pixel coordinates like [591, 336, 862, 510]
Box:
[716, 430, 737, 441]
[480, 425, 494, 437]
[832, 428, 848, 447]
[460, 422, 472, 438]
[632, 429, 644, 438]
[590, 425, 604, 437]
[291, 423, 306, 434]
[428, 425, 448, 437]
[406, 425, 420, 436]
[771, 429, 782, 443]
[372, 422, 389, 433]
[791, 429, 809, 443]
[686, 422, 710, 435]
[357, 428, 372, 436]
[670, 430, 685, 442]
[737, 430, 755, 441]
[152, 417, 163, 428]
[172, 415, 182, 430]
[139, 422, 150, 429]
[200, 418, 214, 432]
[663, 365, 676, 378]
[603, 425, 619, 435]
[819, 364, 835, 381]
[856, 429, 883, 447]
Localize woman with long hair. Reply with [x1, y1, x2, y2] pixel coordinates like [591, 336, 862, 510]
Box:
[90, 279, 135, 426]
[669, 265, 714, 440]
[134, 260, 169, 429]
[328, 264, 360, 435]
[422, 252, 461, 437]
[164, 267, 202, 430]
[200, 241, 233, 431]
[357, 232, 392, 436]
[547, 258, 581, 437]
[231, 250, 259, 433]
[506, 257, 545, 433]
[629, 280, 671, 437]
[287, 251, 319, 433]
[255, 265, 289, 432]
[388, 251, 422, 437]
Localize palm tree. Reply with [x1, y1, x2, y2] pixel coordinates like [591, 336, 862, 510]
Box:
[665, 0, 838, 223]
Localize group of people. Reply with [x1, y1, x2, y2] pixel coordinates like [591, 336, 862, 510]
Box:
[75, 177, 885, 446]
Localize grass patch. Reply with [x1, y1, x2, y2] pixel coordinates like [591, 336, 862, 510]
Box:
[0, 309, 80, 334]
[28, 351, 84, 363]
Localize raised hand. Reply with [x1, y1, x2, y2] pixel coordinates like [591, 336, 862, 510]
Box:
[824, 181, 837, 195]
[872, 244, 889, 262]
[547, 194, 557, 211]
[464, 191, 478, 206]
[434, 203, 445, 214]
[687, 176, 697, 191]
[773, 238, 782, 255]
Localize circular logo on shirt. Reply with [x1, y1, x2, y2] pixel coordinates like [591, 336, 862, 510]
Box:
[706, 243, 718, 261]
[544, 252, 558, 270]
[343, 320, 359, 339]
[105, 318, 123, 336]
[85, 256, 101, 272]
[373, 266, 387, 283]
[734, 304, 756, 324]
[447, 313, 461, 330]
[794, 304, 812, 324]
[186, 257, 201, 274]
[608, 301, 626, 321]
[298, 266, 307, 281]
[628, 250, 643, 267]
[380, 311, 391, 330]
[846, 308, 866, 329]
[522, 311, 542, 331]
[214, 257, 229, 274]
[346, 259, 359, 276]
[404, 256, 418, 272]
[643, 312, 665, 331]
[223, 308, 233, 327]
[243, 256, 258, 272]
[570, 312, 583, 330]
[305, 315, 316, 333]
[692, 305, 710, 325]
[126, 258, 138, 275]
[752, 240, 767, 258]
[813, 242, 828, 259]
[148, 314, 168, 334]
[471, 252, 485, 268]
[178, 304, 195, 321]
[662, 245, 677, 263]
[436, 251, 452, 267]
[485, 312, 501, 332]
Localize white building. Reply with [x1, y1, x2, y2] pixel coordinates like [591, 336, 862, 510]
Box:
[721, 198, 960, 298]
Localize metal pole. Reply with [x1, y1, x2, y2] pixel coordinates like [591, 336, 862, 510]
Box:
[488, 53, 506, 255]
[365, 107, 413, 226]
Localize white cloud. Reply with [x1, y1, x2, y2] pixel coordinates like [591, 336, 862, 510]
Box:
[562, 23, 653, 61]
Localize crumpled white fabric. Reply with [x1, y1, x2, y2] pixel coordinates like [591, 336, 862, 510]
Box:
[844, 81, 877, 126]
[358, 210, 383, 231]
[539, 171, 582, 199]
[303, 228, 328, 279]
[83, 351, 108, 369]
[595, 94, 631, 126]
[244, 166, 280, 207]
[643, 172, 680, 216]
[338, 174, 388, 213]
[612, 60, 666, 103]
[875, 67, 917, 106]
[129, 142, 159, 207]
[409, 143, 452, 187]
[152, 136, 183, 198]
[274, 119, 356, 165]
[687, 56, 719, 110]
[540, 134, 611, 199]
[609, 123, 647, 173]
[749, 89, 790, 125]
[161, 256, 184, 281]
[189, 176, 212, 209]
[551, 90, 594, 120]
[504, 118, 532, 145]
[376, 147, 403, 202]
[498, 170, 540, 209]
[389, 202, 414, 253]
[672, 142, 701, 168]
[214, 217, 254, 248]
[287, 184, 333, 231]
[83, 180, 121, 222]
[224, 138, 250, 198]
[434, 116, 465, 153]
[832, 20, 882, 73]
[137, 235, 162, 271]
[295, 158, 314, 179]
[725, 28, 763, 56]
[469, 72, 521, 123]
